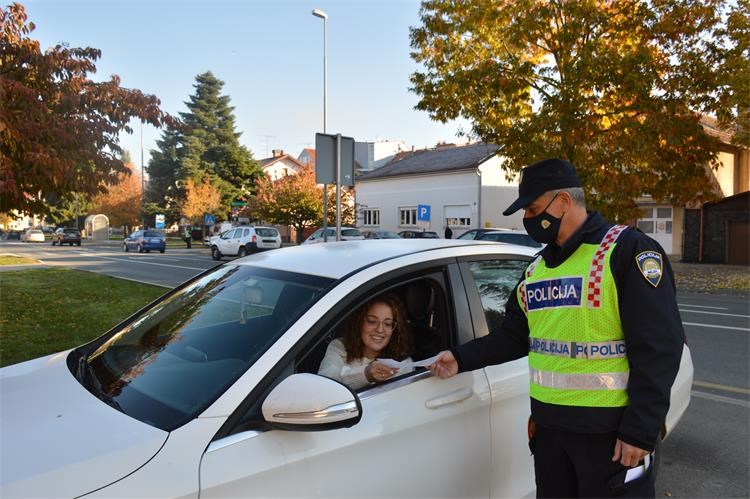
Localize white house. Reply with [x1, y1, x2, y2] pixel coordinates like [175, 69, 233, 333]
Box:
[259, 149, 307, 180]
[355, 143, 523, 237]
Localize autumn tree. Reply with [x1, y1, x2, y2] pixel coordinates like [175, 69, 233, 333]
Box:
[250, 166, 323, 244]
[324, 184, 356, 227]
[0, 3, 169, 216]
[180, 176, 223, 226]
[410, 0, 740, 220]
[90, 158, 142, 228]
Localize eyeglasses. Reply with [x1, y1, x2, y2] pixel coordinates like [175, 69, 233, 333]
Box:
[364, 315, 397, 331]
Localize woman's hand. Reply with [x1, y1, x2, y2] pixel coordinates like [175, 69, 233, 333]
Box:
[366, 361, 398, 383]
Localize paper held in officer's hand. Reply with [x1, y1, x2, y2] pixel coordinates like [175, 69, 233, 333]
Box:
[377, 354, 441, 370]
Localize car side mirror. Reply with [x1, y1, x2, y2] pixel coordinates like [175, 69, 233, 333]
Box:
[261, 374, 361, 431]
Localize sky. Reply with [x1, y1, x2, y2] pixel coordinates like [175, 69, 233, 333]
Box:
[23, 0, 470, 165]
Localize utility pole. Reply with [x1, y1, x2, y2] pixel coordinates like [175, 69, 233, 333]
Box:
[141, 122, 145, 230]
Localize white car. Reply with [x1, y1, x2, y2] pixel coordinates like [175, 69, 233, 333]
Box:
[210, 226, 282, 260]
[20, 229, 45, 242]
[302, 227, 365, 244]
[0, 240, 693, 498]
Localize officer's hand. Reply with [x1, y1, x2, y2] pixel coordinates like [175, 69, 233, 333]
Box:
[429, 350, 458, 379]
[612, 438, 649, 467]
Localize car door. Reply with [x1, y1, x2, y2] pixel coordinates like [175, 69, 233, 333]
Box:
[216, 229, 238, 255]
[459, 256, 536, 498]
[199, 263, 493, 498]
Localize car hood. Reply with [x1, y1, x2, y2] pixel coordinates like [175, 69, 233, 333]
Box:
[0, 351, 168, 498]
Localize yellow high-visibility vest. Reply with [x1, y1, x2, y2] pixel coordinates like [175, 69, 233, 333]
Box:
[518, 225, 630, 407]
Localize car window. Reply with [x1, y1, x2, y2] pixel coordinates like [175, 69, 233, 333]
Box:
[457, 230, 476, 240]
[74, 265, 333, 432]
[293, 273, 453, 394]
[341, 229, 361, 237]
[242, 228, 250, 238]
[255, 228, 278, 237]
[144, 231, 162, 238]
[221, 230, 235, 239]
[466, 259, 528, 331]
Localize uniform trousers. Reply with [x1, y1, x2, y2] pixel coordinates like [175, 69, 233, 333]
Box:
[533, 424, 655, 498]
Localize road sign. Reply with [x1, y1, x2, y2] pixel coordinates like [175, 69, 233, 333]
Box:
[417, 204, 431, 229]
[155, 214, 165, 229]
[204, 214, 216, 226]
[315, 133, 355, 186]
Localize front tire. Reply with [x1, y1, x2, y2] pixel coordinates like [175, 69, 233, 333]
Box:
[159, 249, 165, 254]
[238, 246, 247, 258]
[211, 246, 222, 261]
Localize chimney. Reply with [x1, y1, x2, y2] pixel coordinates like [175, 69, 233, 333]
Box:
[272, 149, 284, 158]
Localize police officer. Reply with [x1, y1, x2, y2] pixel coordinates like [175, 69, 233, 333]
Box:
[429, 158, 684, 498]
[183, 225, 192, 249]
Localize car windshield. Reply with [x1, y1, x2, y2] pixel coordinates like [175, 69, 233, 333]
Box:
[144, 231, 162, 238]
[379, 231, 401, 238]
[341, 229, 361, 237]
[255, 228, 278, 237]
[457, 230, 477, 240]
[71, 264, 333, 431]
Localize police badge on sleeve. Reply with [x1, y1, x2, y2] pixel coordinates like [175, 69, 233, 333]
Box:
[636, 251, 663, 287]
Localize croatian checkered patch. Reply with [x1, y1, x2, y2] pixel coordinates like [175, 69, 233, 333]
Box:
[586, 225, 628, 308]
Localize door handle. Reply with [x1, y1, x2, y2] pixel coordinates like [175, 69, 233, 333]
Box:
[425, 387, 474, 409]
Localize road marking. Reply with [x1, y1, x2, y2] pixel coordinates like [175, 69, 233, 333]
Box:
[693, 380, 750, 395]
[679, 309, 749, 318]
[92, 254, 207, 271]
[683, 322, 750, 332]
[678, 303, 728, 310]
[691, 390, 750, 408]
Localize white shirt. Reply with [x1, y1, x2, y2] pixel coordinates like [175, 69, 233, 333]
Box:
[317, 338, 413, 390]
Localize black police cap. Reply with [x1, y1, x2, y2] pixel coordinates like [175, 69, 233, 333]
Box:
[502, 158, 582, 216]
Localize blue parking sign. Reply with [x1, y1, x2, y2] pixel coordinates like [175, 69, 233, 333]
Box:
[417, 204, 431, 222]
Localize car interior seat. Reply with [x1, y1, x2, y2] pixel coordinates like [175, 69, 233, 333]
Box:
[403, 280, 445, 361]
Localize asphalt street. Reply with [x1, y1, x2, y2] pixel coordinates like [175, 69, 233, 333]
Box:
[2, 240, 749, 497]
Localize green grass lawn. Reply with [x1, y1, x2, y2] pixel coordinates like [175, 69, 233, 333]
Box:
[0, 268, 165, 367]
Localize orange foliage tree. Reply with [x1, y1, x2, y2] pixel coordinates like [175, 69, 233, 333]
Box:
[90, 162, 142, 228]
[180, 176, 223, 225]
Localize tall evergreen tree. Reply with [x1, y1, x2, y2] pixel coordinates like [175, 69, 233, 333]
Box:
[177, 71, 262, 218]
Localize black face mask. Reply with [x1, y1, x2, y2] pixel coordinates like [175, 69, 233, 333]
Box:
[523, 194, 564, 244]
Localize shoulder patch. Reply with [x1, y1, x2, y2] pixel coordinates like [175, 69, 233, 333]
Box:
[635, 251, 663, 287]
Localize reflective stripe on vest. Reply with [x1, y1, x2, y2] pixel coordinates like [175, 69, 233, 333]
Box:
[529, 367, 629, 391]
[528, 337, 627, 359]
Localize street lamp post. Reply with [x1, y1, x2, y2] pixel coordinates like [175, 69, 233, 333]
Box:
[312, 8, 329, 242]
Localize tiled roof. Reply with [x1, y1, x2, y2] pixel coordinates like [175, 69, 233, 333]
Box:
[700, 115, 735, 144]
[259, 154, 307, 170]
[357, 143, 500, 181]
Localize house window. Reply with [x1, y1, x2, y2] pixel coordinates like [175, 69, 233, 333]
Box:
[363, 209, 380, 226]
[444, 205, 472, 227]
[399, 207, 417, 226]
[446, 217, 471, 227]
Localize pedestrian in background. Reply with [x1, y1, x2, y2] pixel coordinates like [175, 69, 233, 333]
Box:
[183, 226, 192, 249]
[444, 224, 453, 239]
[429, 158, 684, 498]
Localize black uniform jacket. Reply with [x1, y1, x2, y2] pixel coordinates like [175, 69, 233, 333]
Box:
[453, 212, 685, 452]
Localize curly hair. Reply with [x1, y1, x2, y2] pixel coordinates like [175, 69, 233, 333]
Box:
[342, 293, 413, 363]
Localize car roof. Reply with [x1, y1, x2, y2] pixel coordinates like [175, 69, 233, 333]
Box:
[234, 239, 537, 279]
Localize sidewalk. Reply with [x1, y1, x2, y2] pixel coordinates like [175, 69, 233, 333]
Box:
[671, 262, 750, 296]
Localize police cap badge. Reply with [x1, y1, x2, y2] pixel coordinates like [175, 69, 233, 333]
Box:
[636, 251, 663, 287]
